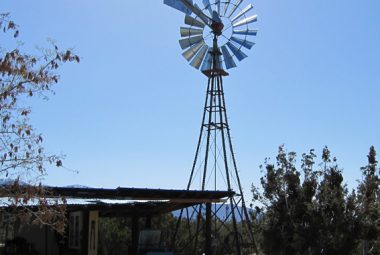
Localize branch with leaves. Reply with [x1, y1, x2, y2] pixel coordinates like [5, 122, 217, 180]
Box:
[0, 13, 79, 233]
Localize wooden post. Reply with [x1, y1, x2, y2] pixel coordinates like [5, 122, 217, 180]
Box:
[205, 203, 212, 255]
[145, 215, 152, 229]
[131, 215, 139, 255]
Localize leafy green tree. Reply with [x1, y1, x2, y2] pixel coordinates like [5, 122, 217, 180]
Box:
[314, 147, 359, 254]
[356, 146, 380, 254]
[0, 13, 79, 233]
[252, 146, 362, 255]
[98, 217, 131, 255]
[252, 146, 317, 254]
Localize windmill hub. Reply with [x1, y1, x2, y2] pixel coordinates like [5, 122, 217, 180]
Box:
[211, 21, 224, 36]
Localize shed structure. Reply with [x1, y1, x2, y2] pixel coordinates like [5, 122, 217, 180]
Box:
[0, 186, 234, 255]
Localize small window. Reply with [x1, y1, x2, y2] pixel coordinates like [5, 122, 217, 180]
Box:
[68, 212, 82, 249]
[0, 214, 15, 247]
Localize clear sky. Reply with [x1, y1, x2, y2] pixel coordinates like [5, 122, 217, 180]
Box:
[2, 0, 379, 200]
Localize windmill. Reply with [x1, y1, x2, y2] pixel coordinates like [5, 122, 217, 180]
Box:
[164, 0, 258, 254]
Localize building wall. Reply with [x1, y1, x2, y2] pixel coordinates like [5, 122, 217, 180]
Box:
[17, 224, 59, 255]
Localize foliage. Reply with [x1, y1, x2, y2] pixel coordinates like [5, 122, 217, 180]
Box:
[252, 145, 379, 255]
[356, 146, 380, 254]
[98, 217, 131, 255]
[0, 13, 78, 233]
[98, 214, 177, 255]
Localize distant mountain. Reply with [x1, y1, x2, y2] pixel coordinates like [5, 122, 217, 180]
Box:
[172, 204, 254, 222]
[63, 184, 92, 189]
[0, 179, 27, 186]
[0, 181, 93, 189]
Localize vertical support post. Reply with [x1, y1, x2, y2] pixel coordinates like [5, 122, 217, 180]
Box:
[44, 225, 48, 255]
[205, 202, 212, 255]
[131, 215, 139, 255]
[83, 211, 89, 255]
[146, 215, 152, 229]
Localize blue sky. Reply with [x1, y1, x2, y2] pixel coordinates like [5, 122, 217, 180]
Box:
[2, 0, 379, 200]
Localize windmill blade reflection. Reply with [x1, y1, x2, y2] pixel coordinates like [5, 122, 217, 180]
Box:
[233, 28, 257, 36]
[201, 52, 212, 71]
[223, 0, 231, 16]
[226, 42, 248, 61]
[216, 50, 223, 69]
[216, 0, 221, 16]
[182, 40, 205, 61]
[227, 0, 243, 18]
[179, 35, 204, 49]
[180, 27, 204, 37]
[232, 14, 257, 27]
[230, 36, 255, 49]
[190, 45, 208, 69]
[202, 0, 213, 16]
[164, 0, 193, 15]
[231, 4, 253, 22]
[221, 45, 237, 69]
[185, 15, 206, 28]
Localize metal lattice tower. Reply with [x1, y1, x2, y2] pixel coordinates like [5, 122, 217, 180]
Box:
[164, 1, 258, 254]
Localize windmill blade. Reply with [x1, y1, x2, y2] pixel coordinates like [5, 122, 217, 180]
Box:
[202, 0, 213, 16]
[216, 0, 221, 15]
[226, 42, 247, 61]
[190, 45, 208, 69]
[221, 45, 237, 69]
[233, 28, 257, 36]
[182, 40, 205, 61]
[179, 35, 203, 49]
[223, 0, 231, 16]
[231, 4, 253, 22]
[230, 36, 255, 49]
[233, 14, 257, 27]
[227, 0, 243, 18]
[164, 0, 193, 15]
[193, 3, 212, 26]
[212, 10, 222, 24]
[216, 50, 223, 69]
[201, 52, 212, 71]
[185, 15, 206, 28]
[180, 27, 204, 37]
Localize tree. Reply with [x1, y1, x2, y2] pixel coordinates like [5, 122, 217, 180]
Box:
[0, 13, 79, 233]
[252, 146, 361, 255]
[356, 146, 380, 254]
[314, 147, 359, 254]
